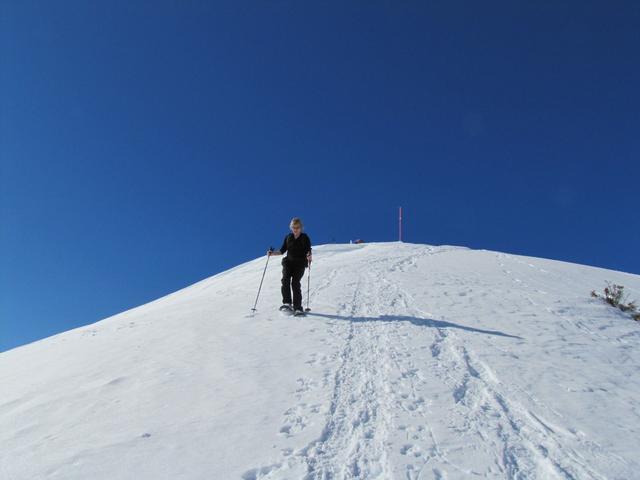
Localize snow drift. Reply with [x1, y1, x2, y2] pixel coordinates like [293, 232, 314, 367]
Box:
[1, 242, 639, 479]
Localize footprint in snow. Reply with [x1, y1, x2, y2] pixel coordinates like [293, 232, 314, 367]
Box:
[400, 444, 422, 457]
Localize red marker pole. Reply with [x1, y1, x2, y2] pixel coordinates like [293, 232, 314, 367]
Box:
[399, 206, 402, 242]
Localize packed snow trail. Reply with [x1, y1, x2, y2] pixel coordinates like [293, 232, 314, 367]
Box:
[2, 243, 639, 479]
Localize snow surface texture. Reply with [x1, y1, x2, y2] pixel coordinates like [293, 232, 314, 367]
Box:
[2, 242, 640, 480]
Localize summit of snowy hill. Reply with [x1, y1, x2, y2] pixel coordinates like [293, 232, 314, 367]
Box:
[2, 242, 640, 479]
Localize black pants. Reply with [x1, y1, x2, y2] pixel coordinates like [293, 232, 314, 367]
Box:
[281, 258, 306, 310]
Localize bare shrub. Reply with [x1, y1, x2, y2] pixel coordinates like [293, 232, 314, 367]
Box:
[591, 282, 638, 321]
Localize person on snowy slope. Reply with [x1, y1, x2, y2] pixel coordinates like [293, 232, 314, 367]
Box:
[268, 217, 312, 314]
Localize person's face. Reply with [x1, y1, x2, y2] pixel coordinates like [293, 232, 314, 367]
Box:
[291, 224, 302, 236]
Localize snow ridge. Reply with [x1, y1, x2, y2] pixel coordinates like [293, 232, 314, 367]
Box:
[2, 242, 639, 480]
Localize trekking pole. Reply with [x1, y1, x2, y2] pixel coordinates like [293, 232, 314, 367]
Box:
[305, 262, 312, 312]
[251, 247, 273, 312]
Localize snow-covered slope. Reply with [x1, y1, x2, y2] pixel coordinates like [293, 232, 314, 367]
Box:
[2, 242, 640, 480]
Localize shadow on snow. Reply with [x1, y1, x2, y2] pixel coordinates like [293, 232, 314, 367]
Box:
[306, 312, 523, 340]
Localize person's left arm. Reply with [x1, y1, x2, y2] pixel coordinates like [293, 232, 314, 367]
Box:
[306, 235, 313, 265]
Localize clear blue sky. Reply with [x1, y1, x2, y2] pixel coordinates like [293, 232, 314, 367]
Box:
[2, 1, 639, 352]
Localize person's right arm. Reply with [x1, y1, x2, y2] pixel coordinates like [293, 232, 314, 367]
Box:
[268, 236, 288, 256]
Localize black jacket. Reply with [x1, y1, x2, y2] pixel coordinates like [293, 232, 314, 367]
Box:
[279, 233, 312, 265]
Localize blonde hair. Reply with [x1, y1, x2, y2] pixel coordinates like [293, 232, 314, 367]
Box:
[290, 217, 303, 229]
